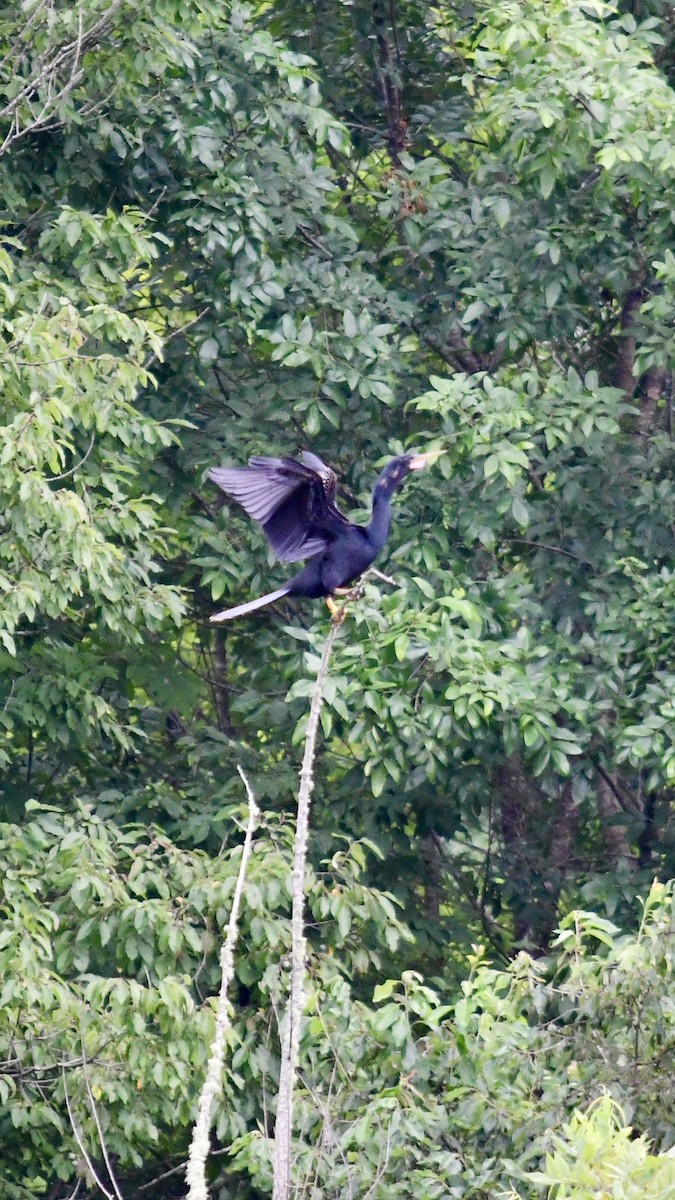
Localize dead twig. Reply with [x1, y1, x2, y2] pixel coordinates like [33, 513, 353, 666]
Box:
[62, 1069, 113, 1200]
[186, 766, 259, 1200]
[271, 620, 341, 1200]
[80, 1037, 124, 1200]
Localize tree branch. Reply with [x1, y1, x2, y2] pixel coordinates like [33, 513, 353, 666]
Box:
[613, 284, 644, 401]
[372, 0, 406, 166]
[638, 364, 667, 438]
[186, 766, 259, 1200]
[0, 0, 125, 156]
[271, 619, 341, 1200]
[62, 1069, 113, 1200]
[410, 318, 486, 375]
[594, 769, 636, 871]
[81, 1038, 124, 1200]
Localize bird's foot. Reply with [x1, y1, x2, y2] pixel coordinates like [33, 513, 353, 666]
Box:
[326, 596, 346, 624]
[327, 585, 365, 624]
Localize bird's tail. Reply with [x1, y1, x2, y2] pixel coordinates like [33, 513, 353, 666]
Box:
[209, 586, 291, 623]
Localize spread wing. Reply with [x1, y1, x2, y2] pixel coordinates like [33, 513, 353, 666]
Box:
[300, 450, 338, 505]
[208, 453, 349, 563]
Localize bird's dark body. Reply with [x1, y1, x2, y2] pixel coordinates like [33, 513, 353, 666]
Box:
[208, 449, 436, 621]
[287, 527, 374, 598]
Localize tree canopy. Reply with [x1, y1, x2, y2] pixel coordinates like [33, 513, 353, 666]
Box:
[0, 1, 673, 1196]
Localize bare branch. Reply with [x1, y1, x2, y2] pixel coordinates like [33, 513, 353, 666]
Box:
[44, 431, 96, 482]
[0, 0, 126, 156]
[62, 1069, 113, 1200]
[364, 566, 398, 587]
[271, 620, 341, 1200]
[80, 1038, 124, 1200]
[410, 318, 485, 375]
[186, 766, 259, 1200]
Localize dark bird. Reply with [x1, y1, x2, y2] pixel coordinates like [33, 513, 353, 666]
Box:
[208, 449, 440, 621]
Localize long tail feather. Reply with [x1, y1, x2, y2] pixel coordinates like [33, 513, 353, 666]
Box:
[209, 586, 291, 623]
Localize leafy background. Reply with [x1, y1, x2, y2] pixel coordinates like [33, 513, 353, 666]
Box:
[0, 0, 673, 1196]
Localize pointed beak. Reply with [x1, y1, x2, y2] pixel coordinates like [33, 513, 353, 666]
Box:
[408, 449, 444, 470]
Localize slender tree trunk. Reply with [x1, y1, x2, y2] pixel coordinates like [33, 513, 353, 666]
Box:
[272, 621, 340, 1200]
[638, 365, 667, 437]
[212, 627, 233, 734]
[497, 756, 578, 952]
[595, 774, 635, 871]
[186, 768, 259, 1200]
[421, 830, 443, 921]
[613, 285, 644, 401]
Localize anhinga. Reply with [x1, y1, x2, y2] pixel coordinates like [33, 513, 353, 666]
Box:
[208, 449, 440, 622]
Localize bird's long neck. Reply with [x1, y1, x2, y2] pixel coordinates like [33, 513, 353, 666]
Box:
[366, 483, 394, 553]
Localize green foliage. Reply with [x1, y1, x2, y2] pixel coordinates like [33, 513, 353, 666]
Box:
[239, 882, 675, 1199]
[4, 797, 675, 1197]
[0, 799, 407, 1194]
[530, 1096, 675, 1199]
[0, 0, 674, 1192]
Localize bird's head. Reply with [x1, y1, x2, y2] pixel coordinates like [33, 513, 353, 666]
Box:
[375, 449, 443, 497]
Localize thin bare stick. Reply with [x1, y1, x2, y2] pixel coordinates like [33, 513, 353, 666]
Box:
[80, 1036, 123, 1200]
[62, 1068, 113, 1200]
[364, 566, 398, 587]
[186, 766, 260, 1200]
[272, 619, 341, 1200]
[45, 430, 96, 482]
[0, 0, 125, 154]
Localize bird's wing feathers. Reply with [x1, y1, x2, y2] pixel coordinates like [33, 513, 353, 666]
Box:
[208, 454, 348, 563]
[207, 467, 297, 525]
[300, 451, 337, 503]
[261, 486, 324, 561]
[279, 536, 327, 563]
